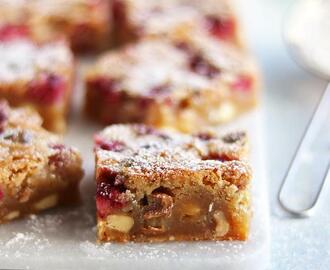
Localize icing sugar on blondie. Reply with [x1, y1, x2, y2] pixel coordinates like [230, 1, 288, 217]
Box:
[0, 39, 72, 83]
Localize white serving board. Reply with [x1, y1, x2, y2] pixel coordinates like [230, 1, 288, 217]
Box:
[0, 65, 270, 269]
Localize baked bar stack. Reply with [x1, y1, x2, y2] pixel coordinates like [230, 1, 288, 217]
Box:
[94, 124, 251, 242]
[85, 35, 258, 132]
[0, 30, 74, 133]
[0, 101, 83, 223]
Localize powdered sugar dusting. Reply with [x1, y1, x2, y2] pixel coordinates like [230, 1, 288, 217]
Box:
[90, 36, 254, 97]
[27, 214, 64, 233]
[96, 124, 249, 177]
[95, 40, 210, 94]
[78, 239, 250, 259]
[128, 0, 233, 35]
[0, 38, 72, 83]
[4, 232, 51, 257]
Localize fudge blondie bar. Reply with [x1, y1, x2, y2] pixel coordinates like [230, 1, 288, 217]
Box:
[0, 32, 74, 133]
[94, 124, 251, 242]
[85, 34, 259, 132]
[27, 0, 111, 52]
[0, 101, 83, 223]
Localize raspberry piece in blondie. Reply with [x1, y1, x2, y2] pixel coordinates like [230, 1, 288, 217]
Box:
[27, 0, 111, 52]
[0, 101, 83, 223]
[0, 24, 30, 41]
[85, 35, 259, 132]
[94, 124, 251, 242]
[0, 0, 30, 41]
[0, 34, 74, 133]
[111, 0, 242, 47]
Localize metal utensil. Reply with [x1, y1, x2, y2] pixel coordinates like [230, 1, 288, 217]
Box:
[279, 0, 330, 217]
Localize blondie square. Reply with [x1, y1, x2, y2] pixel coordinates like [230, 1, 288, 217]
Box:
[0, 101, 83, 223]
[111, 0, 243, 47]
[85, 34, 259, 132]
[0, 32, 74, 133]
[27, 0, 111, 52]
[94, 124, 251, 242]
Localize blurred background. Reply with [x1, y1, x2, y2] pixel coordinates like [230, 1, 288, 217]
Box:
[238, 0, 329, 269]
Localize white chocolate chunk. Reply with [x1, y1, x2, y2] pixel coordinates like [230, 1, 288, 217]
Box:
[34, 194, 58, 210]
[209, 102, 236, 123]
[214, 211, 230, 237]
[4, 211, 20, 220]
[106, 215, 134, 233]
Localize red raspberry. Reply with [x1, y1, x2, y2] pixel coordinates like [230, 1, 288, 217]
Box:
[96, 168, 128, 217]
[88, 77, 122, 104]
[205, 153, 232, 162]
[0, 24, 29, 41]
[112, 0, 126, 25]
[137, 96, 153, 108]
[189, 54, 220, 79]
[27, 73, 66, 104]
[175, 42, 220, 79]
[96, 167, 126, 186]
[96, 182, 127, 217]
[196, 132, 214, 141]
[94, 136, 126, 151]
[232, 75, 253, 92]
[48, 144, 72, 167]
[205, 16, 235, 41]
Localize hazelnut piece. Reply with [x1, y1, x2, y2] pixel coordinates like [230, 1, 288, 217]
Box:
[106, 215, 134, 233]
[214, 211, 230, 237]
